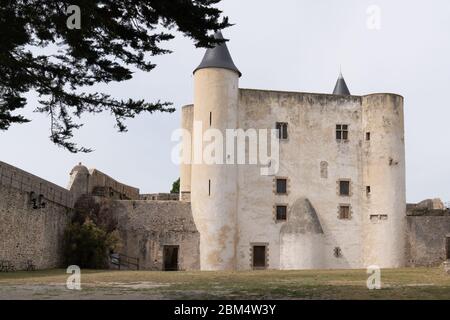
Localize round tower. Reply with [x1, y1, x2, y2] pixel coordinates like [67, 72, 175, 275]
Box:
[361, 93, 406, 268]
[67, 162, 90, 203]
[190, 31, 241, 270]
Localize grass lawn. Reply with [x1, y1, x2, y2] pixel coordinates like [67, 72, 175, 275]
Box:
[0, 268, 449, 300]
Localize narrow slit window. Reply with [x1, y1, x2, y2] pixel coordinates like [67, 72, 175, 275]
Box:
[366, 186, 371, 195]
[366, 132, 371, 141]
[209, 112, 212, 127]
[208, 179, 211, 196]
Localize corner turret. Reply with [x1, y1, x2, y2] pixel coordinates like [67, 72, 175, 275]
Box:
[332, 71, 351, 95]
[193, 31, 241, 77]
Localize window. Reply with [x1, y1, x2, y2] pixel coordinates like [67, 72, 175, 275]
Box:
[339, 205, 351, 220]
[209, 112, 212, 126]
[276, 122, 288, 140]
[366, 186, 371, 195]
[208, 179, 211, 196]
[276, 178, 287, 194]
[334, 247, 342, 258]
[370, 214, 388, 222]
[366, 132, 371, 141]
[336, 124, 349, 140]
[252, 245, 267, 269]
[276, 205, 287, 221]
[339, 180, 350, 196]
[320, 161, 328, 179]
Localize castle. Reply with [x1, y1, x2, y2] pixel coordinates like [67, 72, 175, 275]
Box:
[180, 31, 406, 270]
[1, 33, 449, 272]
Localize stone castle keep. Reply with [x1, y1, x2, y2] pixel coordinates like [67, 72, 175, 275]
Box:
[1, 32, 450, 271]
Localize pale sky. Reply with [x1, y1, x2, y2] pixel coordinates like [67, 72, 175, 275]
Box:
[1, 0, 449, 203]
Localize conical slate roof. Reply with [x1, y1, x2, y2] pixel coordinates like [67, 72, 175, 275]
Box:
[332, 72, 351, 95]
[193, 31, 241, 77]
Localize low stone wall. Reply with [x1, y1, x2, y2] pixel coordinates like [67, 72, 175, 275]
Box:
[88, 169, 140, 200]
[0, 183, 72, 270]
[140, 193, 179, 201]
[406, 209, 450, 267]
[77, 197, 200, 271]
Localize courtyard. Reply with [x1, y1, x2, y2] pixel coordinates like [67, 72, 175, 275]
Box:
[0, 268, 449, 300]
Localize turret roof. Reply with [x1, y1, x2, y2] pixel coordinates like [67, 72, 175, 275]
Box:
[193, 31, 241, 77]
[332, 72, 351, 96]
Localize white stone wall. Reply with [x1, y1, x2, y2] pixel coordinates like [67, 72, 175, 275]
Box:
[190, 68, 239, 270]
[362, 94, 406, 268]
[235, 90, 365, 269]
[184, 77, 406, 270]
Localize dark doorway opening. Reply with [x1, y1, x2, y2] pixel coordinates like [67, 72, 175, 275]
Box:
[163, 245, 179, 271]
[252, 245, 267, 269]
[446, 237, 450, 260]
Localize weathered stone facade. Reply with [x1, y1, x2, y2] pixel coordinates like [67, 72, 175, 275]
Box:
[0, 161, 73, 270]
[1, 159, 449, 272]
[92, 198, 199, 271]
[0, 161, 199, 271]
[177, 32, 413, 271]
[406, 203, 450, 267]
[1, 34, 449, 273]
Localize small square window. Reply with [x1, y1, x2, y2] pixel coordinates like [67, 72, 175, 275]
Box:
[336, 124, 349, 141]
[339, 180, 350, 196]
[276, 122, 288, 140]
[339, 205, 351, 220]
[276, 178, 287, 194]
[276, 205, 287, 221]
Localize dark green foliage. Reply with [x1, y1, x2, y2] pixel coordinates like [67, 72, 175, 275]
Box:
[171, 177, 180, 194]
[0, 0, 229, 152]
[63, 219, 120, 269]
[63, 196, 121, 268]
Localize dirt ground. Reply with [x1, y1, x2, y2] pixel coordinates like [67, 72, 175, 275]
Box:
[0, 268, 449, 300]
